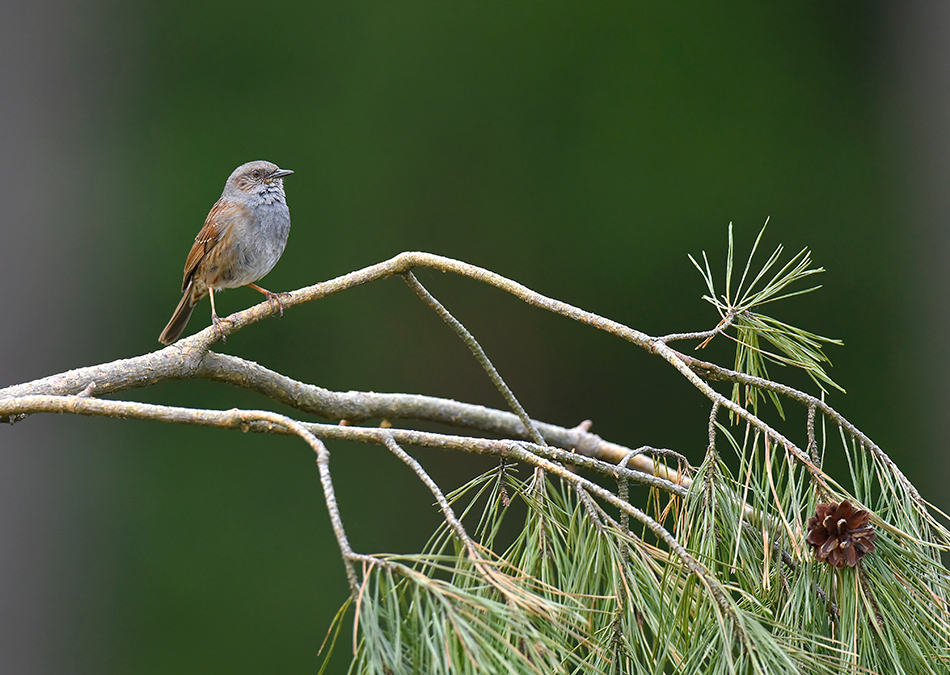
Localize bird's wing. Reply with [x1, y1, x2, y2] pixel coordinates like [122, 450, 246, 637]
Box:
[180, 198, 249, 292]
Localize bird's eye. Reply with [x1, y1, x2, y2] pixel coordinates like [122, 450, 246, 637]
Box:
[252, 170, 261, 179]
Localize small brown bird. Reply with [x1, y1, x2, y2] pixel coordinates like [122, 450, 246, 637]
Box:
[158, 160, 293, 344]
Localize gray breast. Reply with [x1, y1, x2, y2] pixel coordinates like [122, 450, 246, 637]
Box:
[224, 197, 291, 287]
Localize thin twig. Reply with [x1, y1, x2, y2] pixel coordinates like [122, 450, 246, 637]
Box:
[226, 409, 361, 596]
[575, 485, 606, 534]
[653, 340, 834, 496]
[616, 450, 638, 570]
[673, 349, 920, 501]
[707, 401, 720, 460]
[379, 433, 476, 554]
[624, 445, 693, 472]
[657, 310, 737, 345]
[704, 402, 721, 512]
[806, 404, 818, 465]
[402, 271, 546, 448]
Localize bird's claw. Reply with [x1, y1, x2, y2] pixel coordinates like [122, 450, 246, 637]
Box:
[212, 313, 228, 342]
[263, 291, 286, 317]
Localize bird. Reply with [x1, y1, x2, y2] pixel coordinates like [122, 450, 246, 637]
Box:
[158, 160, 293, 345]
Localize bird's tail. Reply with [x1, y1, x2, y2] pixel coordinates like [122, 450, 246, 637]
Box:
[158, 280, 200, 345]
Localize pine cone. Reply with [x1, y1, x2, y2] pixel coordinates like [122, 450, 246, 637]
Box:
[805, 500, 876, 568]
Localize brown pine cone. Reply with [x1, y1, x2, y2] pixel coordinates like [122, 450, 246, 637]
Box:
[805, 500, 876, 568]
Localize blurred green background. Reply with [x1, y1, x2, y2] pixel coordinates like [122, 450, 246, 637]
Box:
[1, 1, 943, 672]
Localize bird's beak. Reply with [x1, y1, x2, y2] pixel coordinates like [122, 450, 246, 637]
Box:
[269, 168, 294, 179]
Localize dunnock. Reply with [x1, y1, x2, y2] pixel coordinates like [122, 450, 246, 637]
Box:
[158, 160, 293, 345]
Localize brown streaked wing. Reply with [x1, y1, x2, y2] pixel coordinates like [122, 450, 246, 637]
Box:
[180, 199, 249, 292]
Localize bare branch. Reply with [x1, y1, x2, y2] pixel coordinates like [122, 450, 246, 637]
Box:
[402, 271, 546, 447]
[379, 433, 476, 554]
[0, 350, 686, 485]
[656, 309, 737, 345]
[0, 394, 687, 497]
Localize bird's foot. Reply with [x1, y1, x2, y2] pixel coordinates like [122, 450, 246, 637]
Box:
[249, 283, 286, 317]
[212, 313, 228, 343]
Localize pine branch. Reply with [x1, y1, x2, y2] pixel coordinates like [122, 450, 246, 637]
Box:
[2, 244, 948, 674]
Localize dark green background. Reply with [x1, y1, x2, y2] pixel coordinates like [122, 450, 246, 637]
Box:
[1, 2, 938, 673]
